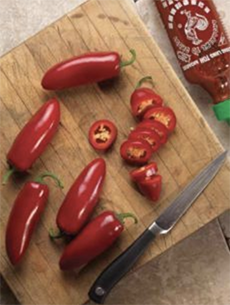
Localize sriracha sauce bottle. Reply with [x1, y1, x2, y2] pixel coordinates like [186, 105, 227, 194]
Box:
[154, 0, 230, 123]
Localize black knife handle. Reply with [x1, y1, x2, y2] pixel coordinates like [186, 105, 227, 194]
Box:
[88, 229, 155, 304]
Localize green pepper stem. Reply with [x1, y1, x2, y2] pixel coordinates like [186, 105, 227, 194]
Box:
[34, 172, 64, 189]
[2, 167, 16, 185]
[120, 49, 136, 68]
[116, 212, 138, 225]
[49, 228, 65, 240]
[135, 76, 154, 89]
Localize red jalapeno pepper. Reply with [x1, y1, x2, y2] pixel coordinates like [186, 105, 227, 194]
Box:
[128, 128, 161, 153]
[135, 120, 168, 145]
[42, 50, 136, 90]
[89, 120, 117, 151]
[130, 76, 163, 119]
[137, 174, 162, 203]
[130, 162, 158, 183]
[59, 211, 138, 271]
[120, 139, 152, 165]
[3, 98, 60, 185]
[50, 158, 106, 238]
[143, 106, 177, 133]
[5, 172, 63, 265]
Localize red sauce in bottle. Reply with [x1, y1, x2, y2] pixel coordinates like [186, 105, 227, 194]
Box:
[155, 0, 230, 122]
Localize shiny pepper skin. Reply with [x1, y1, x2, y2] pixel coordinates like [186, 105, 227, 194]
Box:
[56, 158, 106, 236]
[42, 50, 136, 90]
[6, 182, 49, 265]
[59, 211, 124, 271]
[6, 98, 60, 172]
[5, 173, 62, 265]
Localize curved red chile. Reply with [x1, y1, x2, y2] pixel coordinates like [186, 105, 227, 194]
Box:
[56, 158, 106, 236]
[131, 88, 163, 119]
[42, 52, 120, 90]
[129, 128, 161, 153]
[6, 182, 49, 265]
[6, 98, 60, 173]
[59, 211, 124, 271]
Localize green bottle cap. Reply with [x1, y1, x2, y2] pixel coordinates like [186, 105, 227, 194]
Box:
[213, 99, 230, 125]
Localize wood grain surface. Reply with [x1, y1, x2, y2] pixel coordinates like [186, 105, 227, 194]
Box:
[0, 0, 229, 304]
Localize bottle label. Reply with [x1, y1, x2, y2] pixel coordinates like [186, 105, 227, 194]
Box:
[159, 0, 230, 71]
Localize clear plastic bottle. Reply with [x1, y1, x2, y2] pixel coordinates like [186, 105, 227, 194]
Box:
[155, 0, 230, 123]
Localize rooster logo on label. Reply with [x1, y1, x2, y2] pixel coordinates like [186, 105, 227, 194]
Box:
[181, 10, 209, 45]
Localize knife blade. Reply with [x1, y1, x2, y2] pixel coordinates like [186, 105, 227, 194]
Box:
[88, 151, 227, 304]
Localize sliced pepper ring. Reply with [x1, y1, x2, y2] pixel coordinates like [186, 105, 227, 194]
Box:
[135, 120, 168, 145]
[120, 139, 152, 165]
[143, 106, 177, 133]
[89, 120, 117, 151]
[128, 127, 161, 153]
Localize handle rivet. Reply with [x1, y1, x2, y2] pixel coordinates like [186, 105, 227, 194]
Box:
[95, 287, 105, 296]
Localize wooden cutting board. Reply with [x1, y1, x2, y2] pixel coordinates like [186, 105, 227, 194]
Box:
[0, 0, 229, 304]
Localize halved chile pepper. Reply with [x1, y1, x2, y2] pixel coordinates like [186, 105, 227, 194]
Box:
[130, 162, 158, 183]
[130, 76, 163, 119]
[128, 128, 161, 153]
[138, 175, 162, 202]
[130, 164, 162, 202]
[3, 98, 60, 184]
[59, 211, 138, 271]
[5, 172, 63, 265]
[50, 158, 106, 238]
[42, 50, 136, 90]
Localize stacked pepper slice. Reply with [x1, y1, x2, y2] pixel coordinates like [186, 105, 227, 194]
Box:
[120, 76, 177, 166]
[119, 76, 177, 203]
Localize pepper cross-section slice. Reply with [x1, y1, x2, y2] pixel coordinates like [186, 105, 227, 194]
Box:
[129, 128, 161, 153]
[144, 106, 177, 133]
[135, 120, 168, 145]
[120, 139, 152, 165]
[89, 120, 117, 151]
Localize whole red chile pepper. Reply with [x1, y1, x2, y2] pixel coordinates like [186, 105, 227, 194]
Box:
[50, 158, 106, 238]
[3, 98, 60, 184]
[41, 50, 136, 90]
[5, 173, 63, 265]
[59, 211, 138, 271]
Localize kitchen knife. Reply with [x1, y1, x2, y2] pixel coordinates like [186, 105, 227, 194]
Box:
[88, 151, 227, 304]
